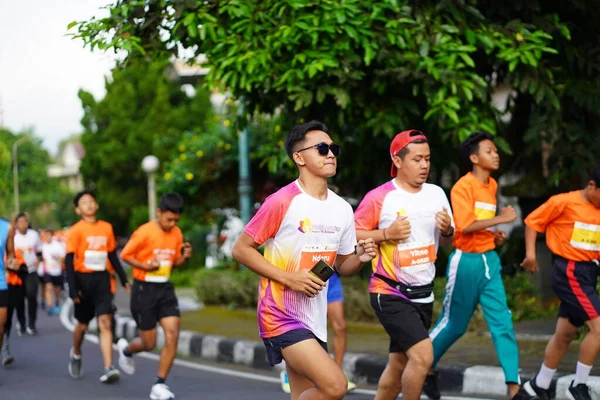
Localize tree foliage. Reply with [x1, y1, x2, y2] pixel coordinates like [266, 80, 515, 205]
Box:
[78, 59, 214, 235]
[0, 128, 72, 228]
[71, 0, 599, 195]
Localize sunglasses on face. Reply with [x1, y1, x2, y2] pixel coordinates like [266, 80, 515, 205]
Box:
[296, 142, 341, 157]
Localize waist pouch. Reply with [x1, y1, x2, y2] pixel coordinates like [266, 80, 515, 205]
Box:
[374, 273, 433, 300]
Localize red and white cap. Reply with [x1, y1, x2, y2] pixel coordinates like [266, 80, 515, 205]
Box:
[389, 130, 428, 177]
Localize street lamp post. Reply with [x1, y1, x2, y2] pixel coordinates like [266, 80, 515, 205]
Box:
[12, 136, 30, 215]
[141, 155, 160, 222]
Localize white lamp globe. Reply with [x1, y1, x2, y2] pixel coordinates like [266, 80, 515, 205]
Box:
[141, 155, 160, 174]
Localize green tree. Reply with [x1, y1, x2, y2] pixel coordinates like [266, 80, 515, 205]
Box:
[71, 0, 599, 197]
[0, 128, 66, 227]
[77, 59, 214, 235]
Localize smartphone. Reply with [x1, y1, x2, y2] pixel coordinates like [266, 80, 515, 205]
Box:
[309, 259, 335, 282]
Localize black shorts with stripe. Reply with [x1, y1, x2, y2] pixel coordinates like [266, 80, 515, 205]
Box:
[552, 256, 600, 327]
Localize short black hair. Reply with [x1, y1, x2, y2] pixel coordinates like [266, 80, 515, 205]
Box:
[159, 193, 184, 214]
[397, 132, 428, 160]
[73, 190, 96, 207]
[592, 163, 600, 186]
[45, 229, 54, 236]
[460, 132, 495, 169]
[285, 120, 329, 161]
[14, 212, 28, 223]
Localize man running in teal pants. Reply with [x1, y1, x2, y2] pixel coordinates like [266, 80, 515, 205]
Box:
[424, 132, 520, 399]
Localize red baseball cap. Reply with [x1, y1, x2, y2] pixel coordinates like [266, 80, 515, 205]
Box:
[389, 130, 428, 177]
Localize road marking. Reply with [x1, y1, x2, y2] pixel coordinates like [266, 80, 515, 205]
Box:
[59, 299, 492, 399]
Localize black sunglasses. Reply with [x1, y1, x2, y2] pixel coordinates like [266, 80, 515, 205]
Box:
[296, 142, 341, 157]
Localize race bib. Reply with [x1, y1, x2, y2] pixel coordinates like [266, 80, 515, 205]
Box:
[571, 222, 600, 251]
[299, 244, 338, 271]
[474, 201, 496, 221]
[145, 259, 173, 283]
[394, 242, 436, 267]
[84, 250, 108, 271]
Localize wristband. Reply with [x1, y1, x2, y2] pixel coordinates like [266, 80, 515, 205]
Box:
[383, 228, 388, 241]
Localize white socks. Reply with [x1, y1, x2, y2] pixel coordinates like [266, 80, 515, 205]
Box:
[573, 362, 592, 386]
[536, 364, 557, 390]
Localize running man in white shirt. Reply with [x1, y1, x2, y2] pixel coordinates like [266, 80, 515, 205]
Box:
[13, 213, 42, 335]
[354, 130, 454, 400]
[233, 120, 377, 400]
[41, 229, 66, 315]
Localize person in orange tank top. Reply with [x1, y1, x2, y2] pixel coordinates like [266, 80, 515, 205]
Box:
[425, 132, 520, 399]
[515, 164, 600, 400]
[65, 190, 130, 385]
[117, 193, 193, 400]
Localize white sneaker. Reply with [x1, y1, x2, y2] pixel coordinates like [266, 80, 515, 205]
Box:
[149, 383, 175, 400]
[280, 370, 290, 393]
[117, 338, 135, 375]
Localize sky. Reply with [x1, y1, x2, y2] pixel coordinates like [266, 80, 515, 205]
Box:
[0, 0, 116, 156]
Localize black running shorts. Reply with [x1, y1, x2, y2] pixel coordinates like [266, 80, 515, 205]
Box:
[44, 274, 64, 287]
[0, 289, 7, 308]
[130, 280, 180, 331]
[262, 328, 327, 366]
[370, 293, 433, 353]
[74, 271, 113, 324]
[552, 256, 600, 327]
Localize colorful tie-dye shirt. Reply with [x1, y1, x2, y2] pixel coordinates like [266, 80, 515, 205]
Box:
[244, 181, 357, 342]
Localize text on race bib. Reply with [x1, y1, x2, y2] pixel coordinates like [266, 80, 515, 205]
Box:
[299, 244, 338, 271]
[394, 243, 437, 267]
[571, 222, 600, 251]
[84, 250, 108, 271]
[474, 201, 497, 221]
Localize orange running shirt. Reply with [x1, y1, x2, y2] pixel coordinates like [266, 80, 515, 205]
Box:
[525, 191, 600, 262]
[451, 172, 498, 253]
[66, 220, 117, 273]
[120, 221, 183, 283]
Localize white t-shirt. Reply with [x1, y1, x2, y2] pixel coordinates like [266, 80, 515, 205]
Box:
[355, 180, 453, 303]
[14, 229, 42, 274]
[42, 240, 67, 277]
[244, 180, 357, 342]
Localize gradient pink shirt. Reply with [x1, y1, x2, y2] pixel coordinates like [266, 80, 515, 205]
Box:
[244, 181, 357, 341]
[354, 180, 452, 303]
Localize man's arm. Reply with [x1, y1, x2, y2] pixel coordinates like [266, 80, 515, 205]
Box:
[174, 241, 192, 267]
[335, 239, 377, 276]
[232, 232, 325, 297]
[356, 217, 411, 245]
[107, 251, 129, 287]
[65, 253, 78, 300]
[520, 226, 539, 272]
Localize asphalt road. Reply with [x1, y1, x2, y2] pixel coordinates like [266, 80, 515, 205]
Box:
[0, 309, 495, 400]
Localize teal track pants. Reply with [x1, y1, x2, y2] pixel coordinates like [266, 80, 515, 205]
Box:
[430, 249, 520, 384]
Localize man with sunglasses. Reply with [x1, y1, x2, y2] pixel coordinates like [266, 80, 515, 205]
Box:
[354, 130, 454, 400]
[233, 120, 377, 400]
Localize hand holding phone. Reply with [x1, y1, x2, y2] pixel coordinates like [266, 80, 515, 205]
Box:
[309, 259, 335, 282]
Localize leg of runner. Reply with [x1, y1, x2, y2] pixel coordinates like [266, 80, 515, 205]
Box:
[327, 300, 356, 391]
[97, 314, 115, 369]
[374, 352, 406, 399]
[282, 339, 347, 400]
[156, 316, 179, 382]
[479, 251, 520, 398]
[15, 279, 26, 336]
[44, 280, 54, 315]
[375, 339, 433, 400]
[24, 272, 38, 334]
[70, 321, 88, 379]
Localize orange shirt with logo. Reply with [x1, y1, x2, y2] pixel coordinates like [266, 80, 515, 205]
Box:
[66, 220, 116, 273]
[451, 172, 498, 253]
[525, 191, 600, 262]
[120, 222, 183, 283]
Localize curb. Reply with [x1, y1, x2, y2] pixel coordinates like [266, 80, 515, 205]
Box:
[64, 302, 600, 399]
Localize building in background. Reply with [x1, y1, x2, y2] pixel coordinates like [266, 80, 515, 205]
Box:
[47, 140, 84, 192]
